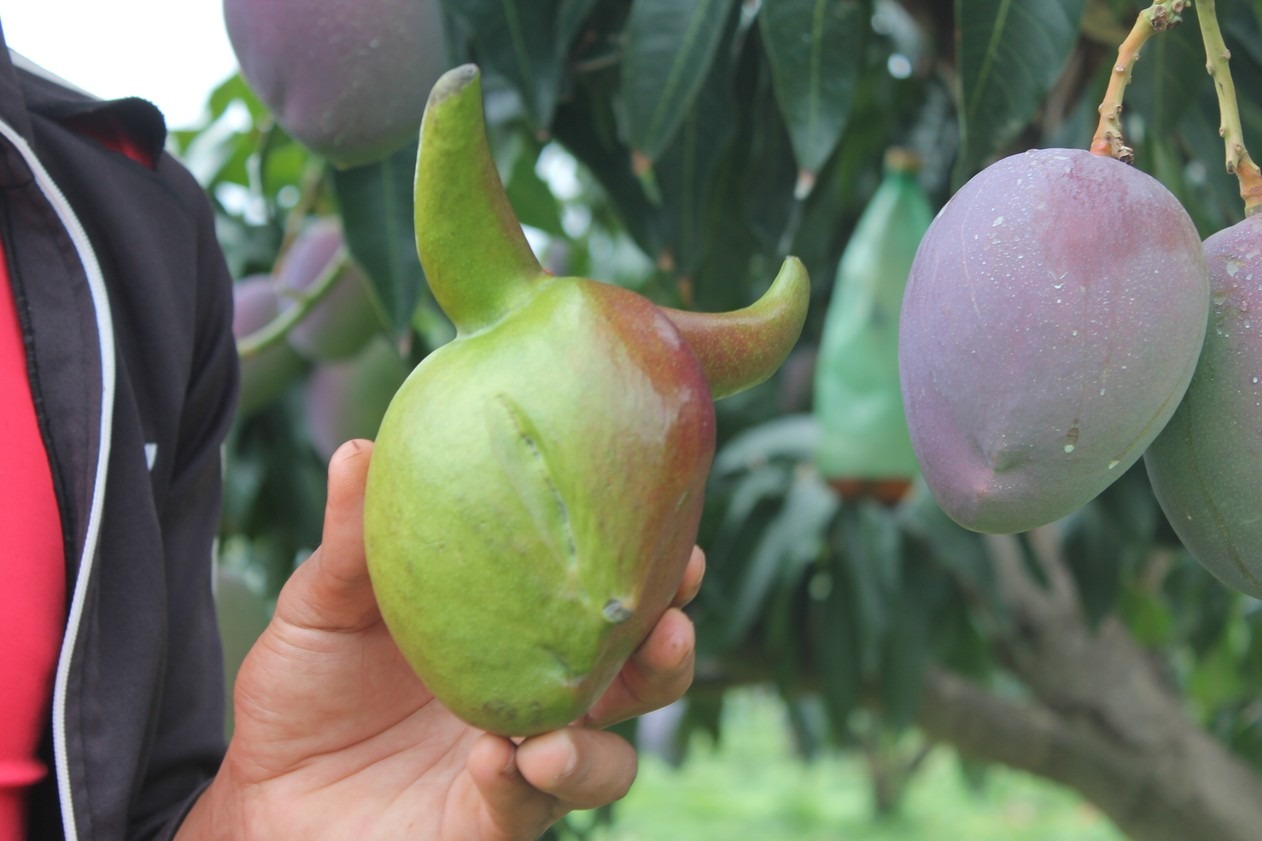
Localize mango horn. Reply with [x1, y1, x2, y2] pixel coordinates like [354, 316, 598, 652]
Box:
[661, 257, 810, 399]
[415, 65, 547, 334]
[417, 64, 810, 384]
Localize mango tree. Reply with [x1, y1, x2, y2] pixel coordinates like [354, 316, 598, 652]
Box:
[189, 1, 1262, 838]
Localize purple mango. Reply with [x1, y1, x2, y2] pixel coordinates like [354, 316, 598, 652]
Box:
[223, 0, 447, 167]
[899, 148, 1208, 533]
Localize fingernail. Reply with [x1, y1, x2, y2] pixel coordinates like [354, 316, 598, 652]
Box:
[561, 738, 579, 779]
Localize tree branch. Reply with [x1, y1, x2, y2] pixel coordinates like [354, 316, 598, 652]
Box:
[917, 667, 1133, 788]
[916, 530, 1262, 841]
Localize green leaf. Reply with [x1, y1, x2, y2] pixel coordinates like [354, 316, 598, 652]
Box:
[1226, 3, 1262, 68]
[1176, 568, 1238, 657]
[1188, 627, 1247, 710]
[724, 468, 841, 647]
[759, 0, 865, 192]
[879, 558, 936, 732]
[1060, 466, 1158, 627]
[505, 135, 566, 237]
[815, 553, 863, 731]
[736, 58, 800, 253]
[764, 558, 811, 694]
[176, 115, 254, 192]
[1060, 505, 1127, 628]
[559, 0, 603, 46]
[440, 0, 565, 128]
[781, 694, 830, 759]
[712, 464, 795, 561]
[331, 141, 425, 336]
[897, 484, 1003, 615]
[712, 414, 820, 476]
[953, 0, 1086, 186]
[1178, 89, 1249, 233]
[552, 68, 664, 258]
[1118, 587, 1174, 647]
[621, 0, 741, 162]
[931, 593, 994, 679]
[1241, 609, 1262, 695]
[691, 154, 768, 311]
[208, 73, 270, 124]
[1126, 13, 1207, 140]
[841, 502, 901, 674]
[177, 76, 295, 195]
[678, 691, 725, 747]
[654, 10, 740, 277]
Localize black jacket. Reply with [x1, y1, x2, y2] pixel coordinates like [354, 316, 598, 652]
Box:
[1, 22, 236, 841]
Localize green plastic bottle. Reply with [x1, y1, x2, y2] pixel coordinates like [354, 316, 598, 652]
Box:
[813, 149, 933, 504]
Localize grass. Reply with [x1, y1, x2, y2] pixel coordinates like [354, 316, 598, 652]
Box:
[570, 688, 1126, 841]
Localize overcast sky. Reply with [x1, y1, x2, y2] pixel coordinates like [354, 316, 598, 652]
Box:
[0, 0, 237, 129]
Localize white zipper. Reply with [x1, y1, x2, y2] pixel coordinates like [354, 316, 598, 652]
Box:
[0, 117, 116, 841]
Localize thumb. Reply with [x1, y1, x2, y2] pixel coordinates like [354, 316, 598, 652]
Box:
[274, 439, 379, 633]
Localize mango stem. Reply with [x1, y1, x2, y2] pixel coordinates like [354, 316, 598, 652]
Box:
[237, 248, 348, 360]
[1089, 0, 1185, 162]
[1191, 0, 1262, 217]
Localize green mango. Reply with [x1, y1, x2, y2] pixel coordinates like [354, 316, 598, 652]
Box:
[814, 149, 933, 504]
[1145, 214, 1262, 597]
[363, 65, 809, 736]
[305, 335, 410, 462]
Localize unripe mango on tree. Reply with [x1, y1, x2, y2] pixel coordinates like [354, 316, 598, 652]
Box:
[305, 335, 410, 462]
[899, 148, 1209, 534]
[363, 65, 809, 737]
[223, 0, 447, 167]
[1145, 215, 1262, 598]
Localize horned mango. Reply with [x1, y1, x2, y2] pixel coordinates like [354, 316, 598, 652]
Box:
[362, 66, 809, 736]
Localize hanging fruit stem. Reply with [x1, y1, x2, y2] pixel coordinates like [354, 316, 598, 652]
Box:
[1089, 0, 1186, 162]
[237, 249, 349, 359]
[1191, 0, 1262, 216]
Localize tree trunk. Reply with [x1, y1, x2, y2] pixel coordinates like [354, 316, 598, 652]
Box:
[915, 529, 1262, 841]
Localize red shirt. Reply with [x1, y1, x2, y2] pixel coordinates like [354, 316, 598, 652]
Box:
[0, 234, 67, 838]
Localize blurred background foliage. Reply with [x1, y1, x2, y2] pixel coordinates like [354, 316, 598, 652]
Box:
[189, 0, 1262, 838]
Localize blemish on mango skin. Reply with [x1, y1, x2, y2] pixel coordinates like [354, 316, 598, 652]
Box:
[602, 599, 633, 624]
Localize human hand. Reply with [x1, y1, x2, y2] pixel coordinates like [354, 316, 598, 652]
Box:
[179, 439, 703, 841]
